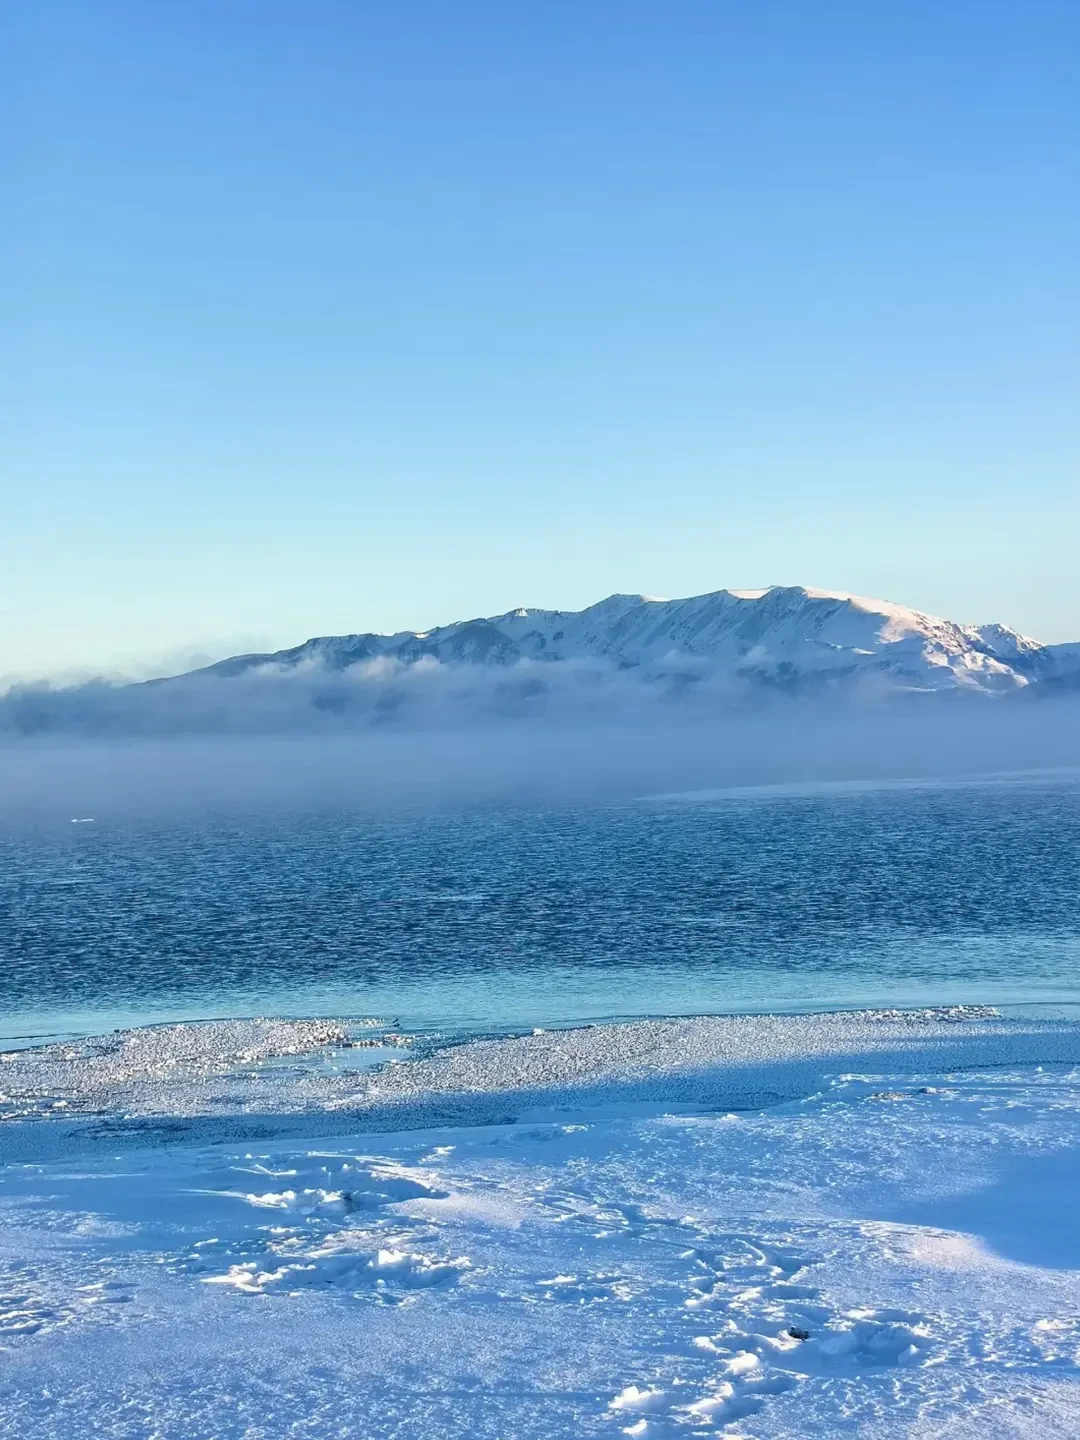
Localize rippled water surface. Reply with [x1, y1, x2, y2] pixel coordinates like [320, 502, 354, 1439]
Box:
[3, 773, 1079, 1042]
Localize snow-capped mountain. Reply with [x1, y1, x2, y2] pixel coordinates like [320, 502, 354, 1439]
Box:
[184, 586, 1078, 697]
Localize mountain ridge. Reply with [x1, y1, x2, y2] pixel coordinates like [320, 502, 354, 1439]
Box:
[175, 585, 1080, 698]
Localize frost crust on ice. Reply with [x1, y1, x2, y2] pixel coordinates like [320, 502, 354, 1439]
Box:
[349, 1006, 1080, 1126]
[0, 1017, 382, 1124]
[4, 1008, 1079, 1135]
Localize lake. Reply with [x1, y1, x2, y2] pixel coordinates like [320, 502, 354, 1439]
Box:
[4, 770, 1079, 1044]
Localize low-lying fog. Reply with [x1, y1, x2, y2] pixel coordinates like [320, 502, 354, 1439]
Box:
[2, 691, 1078, 820]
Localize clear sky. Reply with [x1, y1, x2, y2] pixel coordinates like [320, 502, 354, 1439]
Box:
[5, 1, 1079, 678]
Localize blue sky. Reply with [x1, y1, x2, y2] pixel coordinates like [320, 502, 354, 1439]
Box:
[6, 1, 1079, 676]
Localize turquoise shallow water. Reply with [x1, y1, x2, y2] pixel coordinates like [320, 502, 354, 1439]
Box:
[3, 772, 1079, 1044]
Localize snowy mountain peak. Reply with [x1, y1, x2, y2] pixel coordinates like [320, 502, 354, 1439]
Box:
[179, 586, 1078, 699]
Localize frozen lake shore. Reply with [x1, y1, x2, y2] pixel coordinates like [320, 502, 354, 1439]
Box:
[2, 1011, 1080, 1437]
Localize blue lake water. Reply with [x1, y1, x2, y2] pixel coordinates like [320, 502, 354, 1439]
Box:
[3, 771, 1079, 1045]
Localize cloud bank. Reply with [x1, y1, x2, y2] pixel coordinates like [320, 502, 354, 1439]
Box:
[0, 650, 1046, 741]
[0, 661, 1077, 821]
[1, 655, 1077, 823]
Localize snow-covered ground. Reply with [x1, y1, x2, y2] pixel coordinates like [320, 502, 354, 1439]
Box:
[3, 1012, 1080, 1437]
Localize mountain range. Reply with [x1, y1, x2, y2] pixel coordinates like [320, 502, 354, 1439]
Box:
[181, 586, 1080, 699]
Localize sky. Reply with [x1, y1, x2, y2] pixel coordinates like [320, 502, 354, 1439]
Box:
[4, 0, 1079, 679]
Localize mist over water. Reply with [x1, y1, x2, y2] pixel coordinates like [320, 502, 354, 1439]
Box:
[1, 692, 1079, 821]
